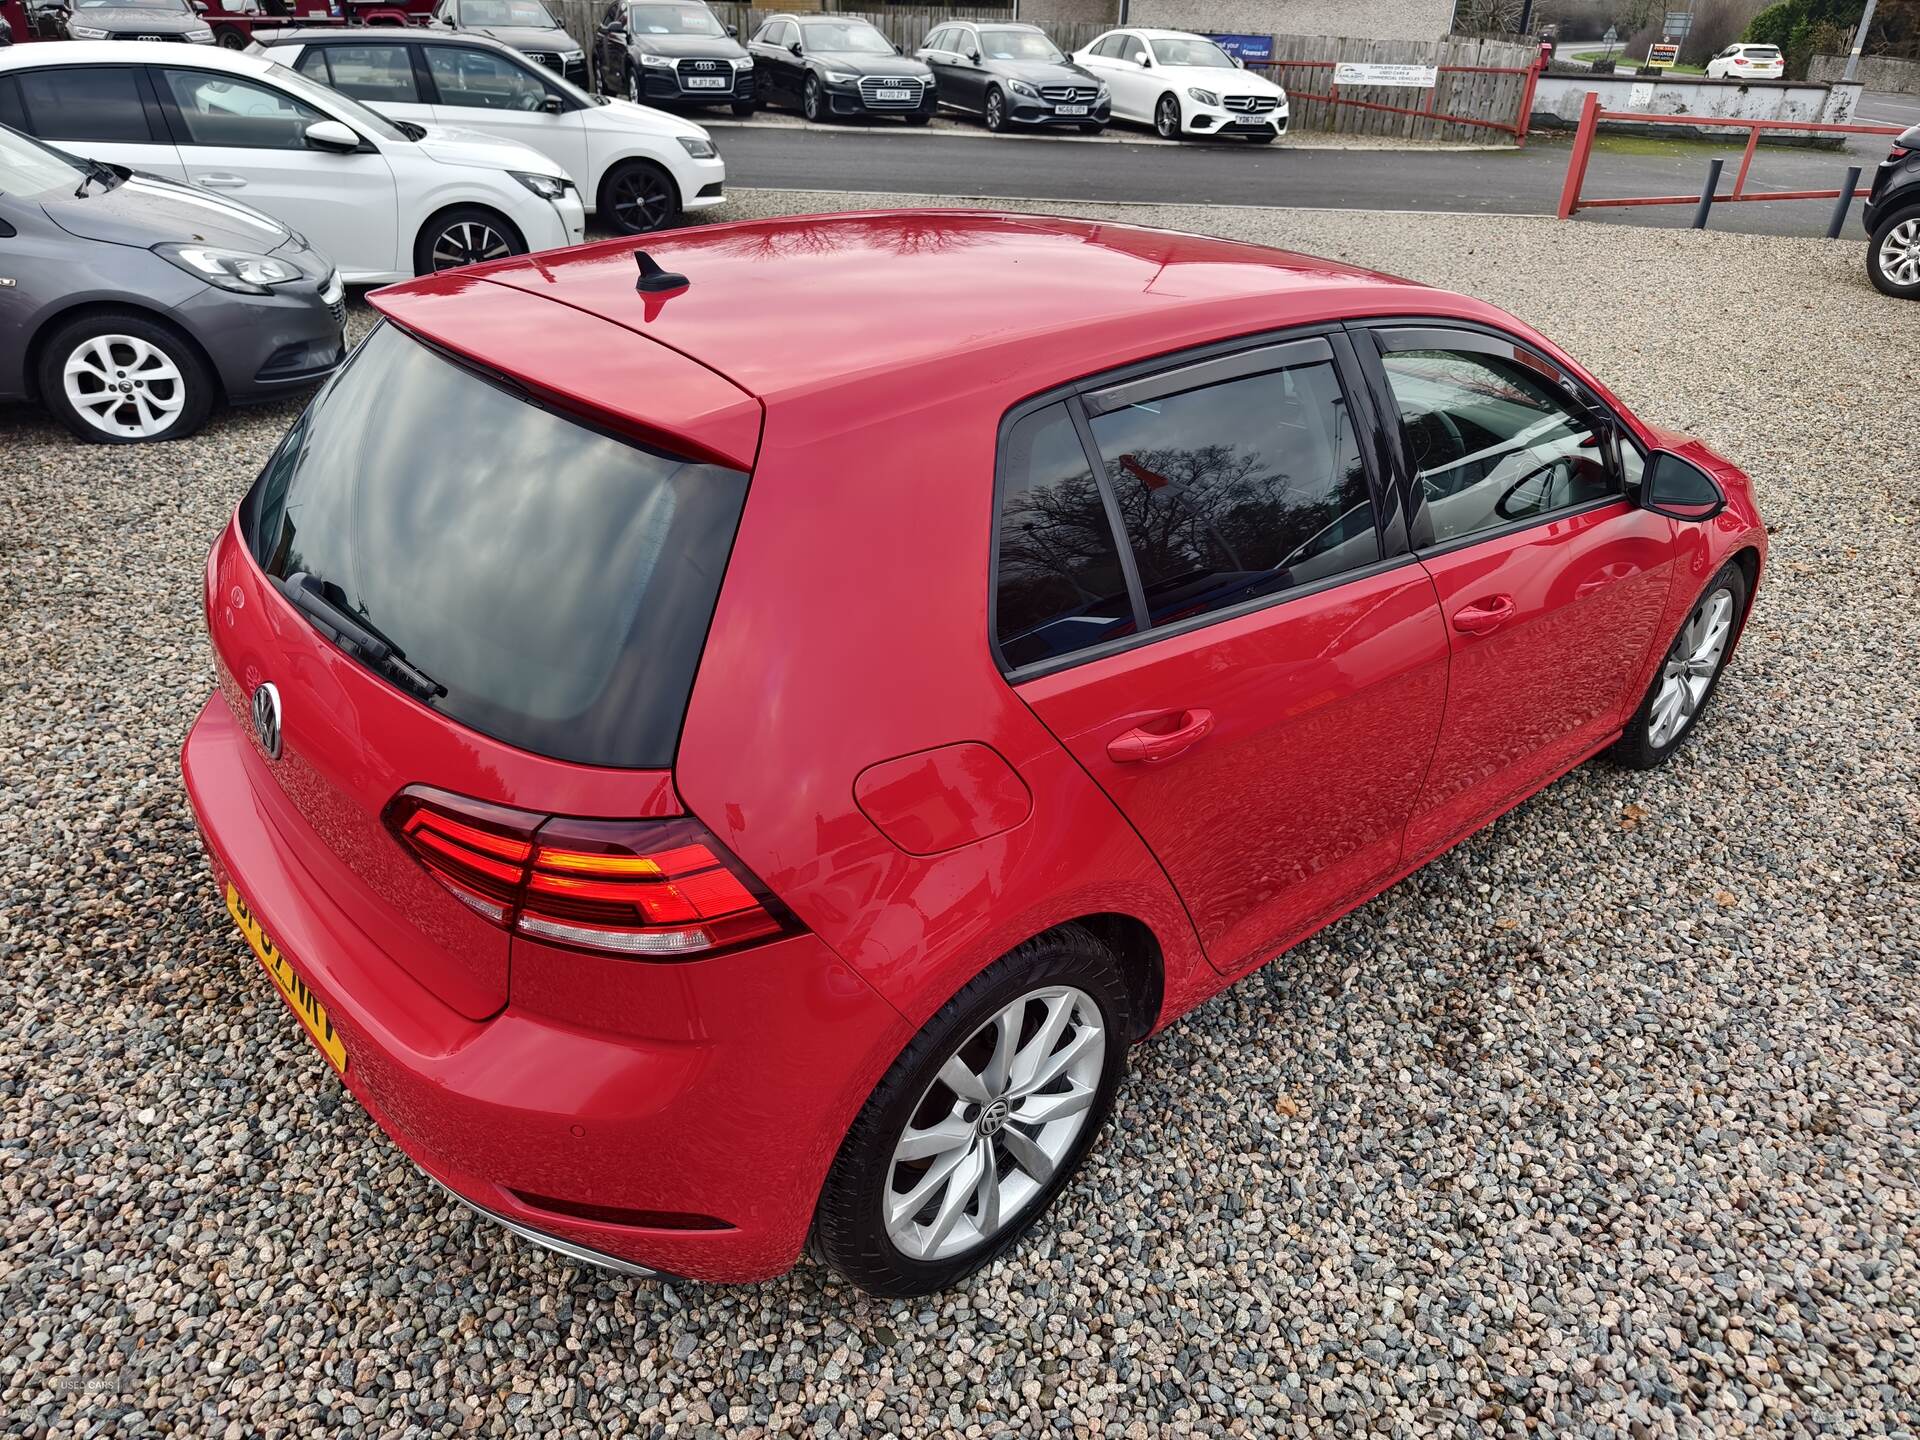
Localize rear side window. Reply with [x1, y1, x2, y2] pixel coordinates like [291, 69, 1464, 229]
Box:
[1087, 359, 1377, 625]
[160, 69, 323, 148]
[303, 44, 423, 104]
[994, 404, 1135, 669]
[15, 68, 155, 143]
[242, 324, 749, 768]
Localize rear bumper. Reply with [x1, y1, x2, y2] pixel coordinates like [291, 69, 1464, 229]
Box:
[181, 693, 912, 1283]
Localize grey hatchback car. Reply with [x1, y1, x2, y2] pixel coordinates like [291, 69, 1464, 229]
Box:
[0, 122, 344, 442]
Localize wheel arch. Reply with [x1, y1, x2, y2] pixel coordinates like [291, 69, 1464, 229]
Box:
[411, 202, 527, 274]
[594, 153, 681, 225]
[24, 298, 225, 407]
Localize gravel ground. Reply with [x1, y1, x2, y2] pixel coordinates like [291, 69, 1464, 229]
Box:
[3, 196, 1917, 1438]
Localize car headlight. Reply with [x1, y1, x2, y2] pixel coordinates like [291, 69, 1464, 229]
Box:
[1007, 79, 1040, 100]
[1096, 83, 1110, 101]
[733, 54, 753, 68]
[185, 24, 213, 39]
[557, 47, 583, 61]
[676, 135, 716, 159]
[153, 243, 301, 295]
[1187, 87, 1220, 106]
[638, 51, 673, 67]
[67, 22, 108, 37]
[823, 69, 856, 83]
[509, 170, 573, 200]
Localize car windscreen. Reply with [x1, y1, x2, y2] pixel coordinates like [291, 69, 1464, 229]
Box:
[1150, 36, 1234, 68]
[0, 123, 90, 197]
[240, 323, 751, 769]
[978, 29, 1062, 62]
[629, 2, 723, 36]
[73, 0, 189, 8]
[802, 21, 892, 53]
[461, 0, 559, 26]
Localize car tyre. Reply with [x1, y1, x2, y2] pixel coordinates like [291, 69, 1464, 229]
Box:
[412, 206, 526, 275]
[626, 64, 643, 106]
[1611, 559, 1748, 769]
[803, 73, 827, 122]
[215, 27, 246, 48]
[984, 86, 1008, 133]
[1866, 206, 1920, 299]
[36, 309, 214, 444]
[598, 158, 680, 234]
[810, 923, 1133, 1297]
[1154, 92, 1181, 139]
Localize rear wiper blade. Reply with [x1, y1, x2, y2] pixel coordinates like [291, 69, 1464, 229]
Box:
[277, 572, 447, 702]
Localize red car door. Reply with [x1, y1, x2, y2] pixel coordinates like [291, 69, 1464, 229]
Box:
[1359, 326, 1677, 859]
[996, 332, 1450, 978]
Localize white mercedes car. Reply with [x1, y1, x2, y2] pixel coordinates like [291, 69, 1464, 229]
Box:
[253, 29, 724, 233]
[0, 42, 585, 282]
[1071, 28, 1286, 142]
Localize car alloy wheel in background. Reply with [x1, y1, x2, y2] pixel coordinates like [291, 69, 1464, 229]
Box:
[1155, 93, 1181, 139]
[985, 88, 1007, 133]
[37, 311, 213, 443]
[628, 65, 643, 105]
[1868, 213, 1920, 297]
[417, 208, 524, 274]
[601, 160, 677, 234]
[803, 74, 825, 122]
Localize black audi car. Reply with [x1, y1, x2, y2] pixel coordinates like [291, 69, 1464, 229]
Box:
[595, 0, 753, 115]
[60, 0, 213, 42]
[1864, 123, 1920, 300]
[430, 0, 585, 85]
[750, 13, 935, 124]
[916, 20, 1107, 134]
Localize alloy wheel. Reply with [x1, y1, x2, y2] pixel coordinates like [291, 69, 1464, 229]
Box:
[804, 75, 823, 121]
[607, 167, 673, 233]
[429, 220, 513, 271]
[1156, 95, 1179, 139]
[62, 334, 186, 439]
[1648, 585, 1735, 748]
[1879, 218, 1920, 288]
[883, 985, 1105, 1263]
[628, 66, 642, 104]
[986, 90, 1005, 131]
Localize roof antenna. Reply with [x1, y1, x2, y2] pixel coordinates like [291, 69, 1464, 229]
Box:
[634, 250, 689, 294]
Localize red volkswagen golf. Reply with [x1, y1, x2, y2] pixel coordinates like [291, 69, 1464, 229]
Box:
[183, 211, 1765, 1296]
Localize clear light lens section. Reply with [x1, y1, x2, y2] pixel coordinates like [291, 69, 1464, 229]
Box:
[516, 914, 713, 954]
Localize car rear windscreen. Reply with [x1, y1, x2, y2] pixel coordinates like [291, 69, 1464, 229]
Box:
[240, 322, 749, 769]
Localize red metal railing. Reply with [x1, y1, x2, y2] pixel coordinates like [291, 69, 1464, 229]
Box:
[1555, 89, 1902, 218]
[1246, 57, 1543, 148]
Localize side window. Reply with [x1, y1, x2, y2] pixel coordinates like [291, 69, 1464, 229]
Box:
[994, 403, 1135, 669]
[0, 78, 27, 133]
[319, 44, 421, 103]
[425, 47, 550, 110]
[1092, 34, 1120, 57]
[160, 69, 323, 148]
[1617, 433, 1647, 491]
[295, 48, 334, 83]
[16, 68, 155, 144]
[1090, 359, 1378, 626]
[924, 27, 946, 50]
[1379, 345, 1616, 546]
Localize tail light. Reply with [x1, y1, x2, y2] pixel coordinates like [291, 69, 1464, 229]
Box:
[387, 786, 798, 960]
[1893, 146, 1912, 161]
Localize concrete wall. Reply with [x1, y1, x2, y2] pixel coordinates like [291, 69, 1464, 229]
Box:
[1120, 0, 1456, 43]
[1809, 53, 1920, 94]
[1534, 73, 1866, 132]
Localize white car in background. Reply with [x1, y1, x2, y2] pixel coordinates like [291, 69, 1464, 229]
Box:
[253, 29, 723, 233]
[1072, 27, 1287, 142]
[1704, 43, 1785, 79]
[0, 42, 584, 281]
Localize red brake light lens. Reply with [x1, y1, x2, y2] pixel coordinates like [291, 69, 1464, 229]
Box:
[386, 787, 797, 960]
[1893, 146, 1912, 161]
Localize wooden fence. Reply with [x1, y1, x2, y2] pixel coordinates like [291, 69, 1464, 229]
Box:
[545, 3, 1537, 142]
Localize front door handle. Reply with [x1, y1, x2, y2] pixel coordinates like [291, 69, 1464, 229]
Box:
[1452, 595, 1516, 636]
[197, 174, 248, 189]
[1106, 709, 1214, 764]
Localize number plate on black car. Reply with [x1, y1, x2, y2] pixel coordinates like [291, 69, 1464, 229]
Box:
[876, 88, 910, 101]
[686, 75, 728, 88]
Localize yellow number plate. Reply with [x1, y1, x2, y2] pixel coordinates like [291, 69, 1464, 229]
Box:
[226, 883, 348, 1074]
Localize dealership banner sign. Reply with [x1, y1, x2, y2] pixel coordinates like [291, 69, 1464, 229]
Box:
[1332, 62, 1439, 88]
[1206, 33, 1274, 63]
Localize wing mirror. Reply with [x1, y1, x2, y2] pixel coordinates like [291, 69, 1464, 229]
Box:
[541, 94, 564, 113]
[1641, 450, 1728, 522]
[724, 22, 735, 36]
[1131, 50, 1149, 65]
[303, 118, 361, 153]
[787, 39, 800, 55]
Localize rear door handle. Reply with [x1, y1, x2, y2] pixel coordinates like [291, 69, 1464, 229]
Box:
[197, 174, 248, 189]
[1452, 595, 1516, 636]
[1106, 709, 1214, 764]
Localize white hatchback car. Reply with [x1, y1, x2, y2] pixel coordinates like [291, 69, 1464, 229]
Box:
[254, 29, 724, 233]
[1704, 44, 1785, 79]
[1072, 28, 1286, 142]
[0, 43, 584, 283]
